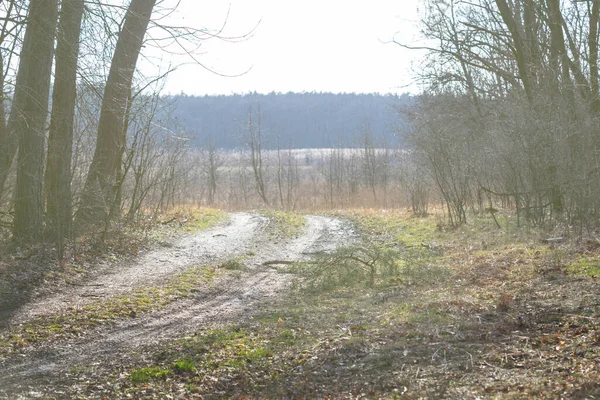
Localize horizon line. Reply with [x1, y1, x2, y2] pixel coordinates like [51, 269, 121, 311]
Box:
[162, 90, 416, 97]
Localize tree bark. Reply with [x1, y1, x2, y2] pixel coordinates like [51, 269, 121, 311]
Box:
[0, 1, 31, 198]
[45, 0, 84, 246]
[495, 0, 535, 101]
[589, 0, 600, 113]
[545, 0, 571, 89]
[13, 0, 59, 242]
[0, 0, 20, 193]
[76, 0, 157, 226]
[0, 53, 5, 144]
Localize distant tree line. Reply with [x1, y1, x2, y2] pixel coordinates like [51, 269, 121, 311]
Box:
[166, 92, 412, 149]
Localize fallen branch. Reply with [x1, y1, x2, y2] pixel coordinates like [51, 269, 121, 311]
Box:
[263, 260, 298, 266]
[542, 237, 565, 244]
[67, 282, 105, 287]
[160, 217, 177, 225]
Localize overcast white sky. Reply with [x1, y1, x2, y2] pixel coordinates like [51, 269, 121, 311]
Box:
[142, 0, 424, 96]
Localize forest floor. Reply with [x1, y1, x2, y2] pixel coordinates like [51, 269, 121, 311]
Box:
[1, 209, 600, 399]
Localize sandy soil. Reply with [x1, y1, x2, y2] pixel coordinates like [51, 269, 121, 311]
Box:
[0, 213, 355, 398]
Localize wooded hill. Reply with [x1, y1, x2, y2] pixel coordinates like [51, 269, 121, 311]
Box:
[165, 92, 412, 149]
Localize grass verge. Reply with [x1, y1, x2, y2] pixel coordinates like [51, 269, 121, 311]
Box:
[152, 207, 227, 237]
[262, 209, 307, 237]
[0, 208, 227, 332]
[0, 260, 236, 359]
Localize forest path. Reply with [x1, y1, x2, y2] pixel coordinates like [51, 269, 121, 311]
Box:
[0, 212, 355, 398]
[6, 212, 269, 325]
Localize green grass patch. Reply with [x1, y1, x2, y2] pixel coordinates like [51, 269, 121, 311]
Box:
[173, 358, 196, 373]
[130, 366, 171, 383]
[111, 319, 315, 394]
[180, 208, 227, 233]
[167, 327, 277, 373]
[152, 207, 227, 238]
[342, 209, 437, 248]
[0, 263, 224, 357]
[262, 209, 307, 237]
[567, 255, 600, 276]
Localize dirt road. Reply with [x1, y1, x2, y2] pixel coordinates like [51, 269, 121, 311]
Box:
[0, 213, 354, 398]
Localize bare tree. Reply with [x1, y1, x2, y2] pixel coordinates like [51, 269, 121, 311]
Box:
[236, 149, 250, 206]
[245, 105, 269, 205]
[284, 147, 300, 210]
[45, 0, 84, 252]
[360, 123, 378, 203]
[0, 0, 28, 198]
[200, 136, 224, 205]
[274, 135, 299, 210]
[13, 0, 59, 242]
[407, 95, 473, 226]
[77, 0, 157, 227]
[395, 0, 600, 228]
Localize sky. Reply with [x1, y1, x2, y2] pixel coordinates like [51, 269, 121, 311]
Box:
[142, 0, 425, 96]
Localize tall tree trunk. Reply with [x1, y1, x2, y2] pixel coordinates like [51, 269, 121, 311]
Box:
[589, 0, 600, 113]
[545, 0, 572, 91]
[0, 1, 14, 145]
[0, 53, 5, 144]
[112, 89, 133, 220]
[45, 0, 84, 250]
[0, 0, 20, 194]
[0, 1, 32, 198]
[13, 0, 59, 242]
[76, 0, 156, 227]
[495, 0, 535, 101]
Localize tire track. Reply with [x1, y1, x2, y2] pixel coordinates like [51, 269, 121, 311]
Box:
[7, 213, 270, 325]
[0, 214, 354, 398]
